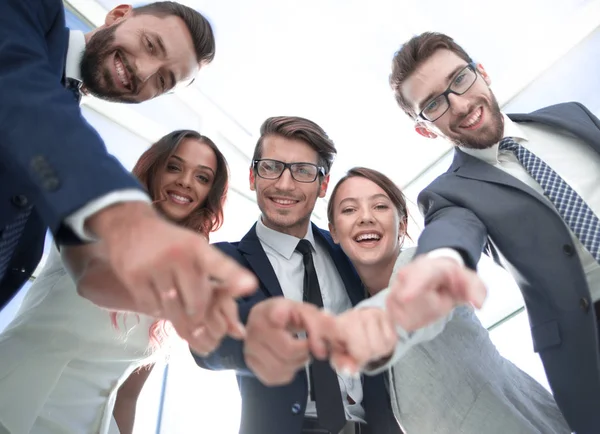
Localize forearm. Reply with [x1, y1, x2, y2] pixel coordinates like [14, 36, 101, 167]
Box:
[0, 0, 141, 241]
[359, 289, 452, 374]
[416, 190, 488, 270]
[113, 396, 137, 434]
[113, 366, 153, 434]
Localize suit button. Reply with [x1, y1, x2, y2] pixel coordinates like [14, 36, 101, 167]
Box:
[580, 297, 590, 313]
[42, 177, 60, 191]
[291, 402, 302, 414]
[11, 195, 29, 208]
[563, 244, 575, 256]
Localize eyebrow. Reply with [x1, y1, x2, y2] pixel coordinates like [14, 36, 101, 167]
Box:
[170, 155, 216, 175]
[337, 193, 390, 207]
[418, 64, 468, 110]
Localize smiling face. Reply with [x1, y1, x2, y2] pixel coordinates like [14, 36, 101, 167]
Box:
[329, 176, 403, 268]
[250, 135, 329, 238]
[402, 49, 504, 149]
[155, 137, 217, 222]
[81, 5, 199, 103]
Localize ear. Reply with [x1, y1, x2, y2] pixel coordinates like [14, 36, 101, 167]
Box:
[318, 174, 330, 198]
[476, 63, 492, 86]
[249, 167, 256, 191]
[328, 222, 339, 244]
[105, 4, 134, 26]
[398, 218, 407, 238]
[414, 121, 438, 139]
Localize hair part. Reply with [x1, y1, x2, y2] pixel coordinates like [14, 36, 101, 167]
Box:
[389, 32, 473, 118]
[132, 129, 228, 238]
[252, 116, 337, 176]
[327, 167, 409, 236]
[133, 1, 216, 65]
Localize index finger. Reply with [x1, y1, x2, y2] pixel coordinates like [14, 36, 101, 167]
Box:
[197, 244, 258, 298]
[290, 305, 333, 360]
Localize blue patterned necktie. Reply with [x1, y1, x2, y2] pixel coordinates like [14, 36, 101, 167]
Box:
[65, 77, 83, 104]
[499, 137, 600, 262]
[0, 205, 33, 281]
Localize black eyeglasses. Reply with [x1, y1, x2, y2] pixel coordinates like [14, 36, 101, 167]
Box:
[417, 63, 479, 122]
[253, 159, 325, 183]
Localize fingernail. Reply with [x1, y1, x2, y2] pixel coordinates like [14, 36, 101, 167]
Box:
[186, 306, 197, 316]
[240, 274, 256, 287]
[341, 366, 360, 378]
[192, 326, 205, 337]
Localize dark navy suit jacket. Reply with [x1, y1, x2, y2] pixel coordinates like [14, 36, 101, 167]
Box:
[416, 102, 600, 433]
[195, 223, 399, 434]
[0, 0, 141, 307]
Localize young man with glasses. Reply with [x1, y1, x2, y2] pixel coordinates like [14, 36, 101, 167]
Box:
[387, 31, 600, 433]
[194, 116, 401, 434]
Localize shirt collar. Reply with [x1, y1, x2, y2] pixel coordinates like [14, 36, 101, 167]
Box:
[65, 31, 86, 82]
[255, 217, 317, 260]
[459, 113, 529, 164]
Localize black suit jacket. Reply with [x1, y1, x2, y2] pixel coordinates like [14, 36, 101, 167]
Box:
[195, 223, 399, 434]
[0, 0, 142, 306]
[416, 102, 600, 433]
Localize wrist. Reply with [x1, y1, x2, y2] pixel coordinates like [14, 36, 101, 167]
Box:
[85, 201, 155, 239]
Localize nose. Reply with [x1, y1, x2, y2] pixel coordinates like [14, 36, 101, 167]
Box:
[447, 92, 470, 115]
[358, 207, 374, 224]
[274, 167, 296, 191]
[135, 55, 162, 84]
[176, 171, 193, 189]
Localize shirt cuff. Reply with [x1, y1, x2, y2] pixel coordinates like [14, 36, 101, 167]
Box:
[64, 189, 151, 241]
[427, 247, 465, 266]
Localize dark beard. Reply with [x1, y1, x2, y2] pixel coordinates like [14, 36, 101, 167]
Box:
[449, 93, 504, 150]
[79, 23, 139, 104]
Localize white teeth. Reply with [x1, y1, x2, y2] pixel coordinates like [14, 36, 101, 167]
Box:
[272, 198, 296, 205]
[114, 56, 130, 87]
[461, 108, 482, 128]
[355, 233, 381, 242]
[169, 193, 191, 204]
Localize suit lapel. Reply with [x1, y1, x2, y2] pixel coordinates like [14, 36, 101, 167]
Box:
[238, 224, 284, 298]
[450, 145, 560, 218]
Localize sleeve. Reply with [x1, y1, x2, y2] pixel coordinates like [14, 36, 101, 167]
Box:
[360, 248, 452, 374]
[64, 189, 150, 241]
[415, 187, 488, 270]
[0, 0, 143, 244]
[191, 244, 262, 377]
[359, 288, 452, 375]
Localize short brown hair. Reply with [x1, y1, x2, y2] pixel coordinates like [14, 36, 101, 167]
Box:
[327, 167, 409, 233]
[252, 116, 337, 175]
[133, 1, 215, 65]
[390, 32, 473, 117]
[133, 129, 228, 238]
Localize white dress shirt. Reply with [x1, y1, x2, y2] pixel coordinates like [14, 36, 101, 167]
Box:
[62, 31, 150, 241]
[255, 218, 366, 422]
[458, 114, 600, 301]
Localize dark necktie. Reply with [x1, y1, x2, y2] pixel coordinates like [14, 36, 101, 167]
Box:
[499, 137, 600, 262]
[0, 205, 33, 282]
[295, 239, 346, 433]
[64, 77, 83, 104]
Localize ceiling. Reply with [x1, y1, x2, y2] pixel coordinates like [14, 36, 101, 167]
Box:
[64, 0, 600, 328]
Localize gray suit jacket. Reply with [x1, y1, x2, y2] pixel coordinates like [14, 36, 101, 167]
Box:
[416, 102, 600, 433]
[362, 249, 570, 433]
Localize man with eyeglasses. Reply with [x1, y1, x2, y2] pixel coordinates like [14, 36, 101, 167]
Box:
[386, 31, 600, 433]
[194, 116, 401, 434]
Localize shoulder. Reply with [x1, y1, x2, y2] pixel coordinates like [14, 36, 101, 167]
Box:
[2, 0, 64, 27]
[212, 241, 242, 257]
